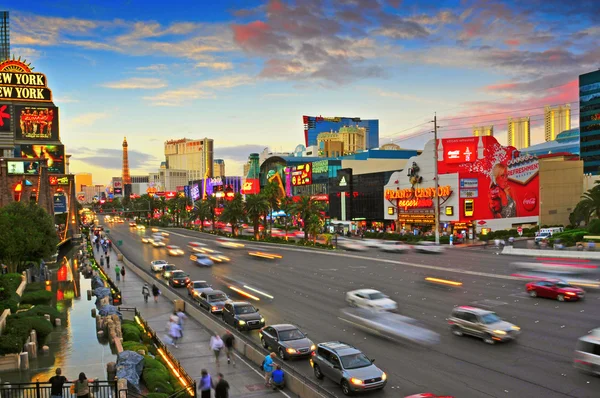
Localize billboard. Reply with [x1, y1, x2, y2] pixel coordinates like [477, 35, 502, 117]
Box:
[17, 144, 65, 174]
[291, 163, 312, 186]
[0, 104, 13, 133]
[15, 106, 59, 141]
[53, 194, 67, 214]
[191, 184, 200, 201]
[7, 161, 24, 174]
[303, 115, 379, 149]
[0, 62, 53, 102]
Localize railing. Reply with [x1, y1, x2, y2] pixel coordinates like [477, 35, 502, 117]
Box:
[119, 307, 196, 397]
[0, 380, 117, 398]
[85, 233, 122, 305]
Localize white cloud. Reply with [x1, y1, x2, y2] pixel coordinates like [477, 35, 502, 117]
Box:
[198, 74, 254, 89]
[143, 88, 214, 107]
[69, 112, 109, 127]
[136, 64, 169, 71]
[11, 47, 42, 60]
[195, 61, 234, 70]
[102, 77, 168, 89]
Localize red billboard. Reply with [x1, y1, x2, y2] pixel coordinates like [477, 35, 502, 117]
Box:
[15, 106, 59, 141]
[291, 163, 312, 186]
[241, 179, 260, 195]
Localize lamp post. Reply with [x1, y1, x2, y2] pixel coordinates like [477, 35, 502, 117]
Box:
[433, 113, 440, 245]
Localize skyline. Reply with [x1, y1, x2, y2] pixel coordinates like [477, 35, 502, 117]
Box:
[6, 0, 598, 184]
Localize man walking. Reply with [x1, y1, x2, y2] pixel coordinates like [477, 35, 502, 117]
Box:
[49, 368, 68, 398]
[106, 255, 110, 269]
[114, 265, 121, 281]
[214, 373, 229, 398]
[222, 331, 235, 366]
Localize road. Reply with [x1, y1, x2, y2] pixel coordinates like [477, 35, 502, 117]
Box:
[104, 222, 600, 398]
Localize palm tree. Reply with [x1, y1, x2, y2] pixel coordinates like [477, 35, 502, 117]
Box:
[306, 213, 324, 243]
[279, 196, 295, 239]
[294, 196, 324, 241]
[262, 180, 283, 236]
[191, 201, 211, 231]
[220, 194, 244, 236]
[244, 194, 269, 240]
[205, 195, 218, 231]
[573, 181, 600, 226]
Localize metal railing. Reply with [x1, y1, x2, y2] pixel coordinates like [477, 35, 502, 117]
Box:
[0, 380, 117, 398]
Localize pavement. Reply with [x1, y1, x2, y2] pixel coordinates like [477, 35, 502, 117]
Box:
[102, 222, 600, 398]
[90, 235, 283, 398]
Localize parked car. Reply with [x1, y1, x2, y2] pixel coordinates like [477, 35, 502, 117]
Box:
[190, 254, 214, 267]
[260, 324, 315, 360]
[526, 279, 585, 301]
[448, 306, 520, 344]
[310, 341, 387, 395]
[161, 265, 177, 279]
[187, 280, 213, 298]
[169, 270, 190, 288]
[197, 290, 229, 313]
[222, 301, 265, 331]
[346, 289, 398, 311]
[150, 260, 168, 272]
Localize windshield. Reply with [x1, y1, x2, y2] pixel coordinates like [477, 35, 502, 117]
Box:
[172, 272, 186, 278]
[164, 266, 176, 271]
[555, 282, 571, 288]
[279, 329, 305, 341]
[368, 292, 387, 300]
[194, 282, 209, 288]
[154, 260, 167, 265]
[209, 294, 227, 302]
[235, 305, 256, 314]
[340, 353, 372, 369]
[480, 313, 501, 324]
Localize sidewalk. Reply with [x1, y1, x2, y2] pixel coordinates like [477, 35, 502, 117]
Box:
[90, 241, 280, 397]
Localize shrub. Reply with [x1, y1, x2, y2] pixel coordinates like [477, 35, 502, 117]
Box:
[20, 290, 53, 305]
[147, 344, 158, 356]
[588, 219, 600, 234]
[122, 341, 147, 354]
[25, 282, 47, 292]
[146, 380, 174, 395]
[0, 334, 23, 355]
[11, 305, 63, 323]
[0, 294, 21, 314]
[0, 273, 24, 290]
[143, 367, 173, 395]
[144, 357, 167, 372]
[122, 324, 142, 342]
[147, 393, 169, 398]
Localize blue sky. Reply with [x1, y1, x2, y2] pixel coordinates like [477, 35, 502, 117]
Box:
[7, 0, 599, 184]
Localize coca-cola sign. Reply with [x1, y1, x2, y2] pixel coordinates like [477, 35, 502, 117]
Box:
[522, 192, 537, 211]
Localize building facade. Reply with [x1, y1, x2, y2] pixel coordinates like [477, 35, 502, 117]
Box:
[524, 128, 580, 157]
[303, 115, 379, 149]
[507, 117, 531, 149]
[75, 172, 92, 192]
[164, 138, 214, 181]
[473, 125, 494, 137]
[317, 125, 366, 156]
[538, 154, 583, 226]
[544, 104, 571, 142]
[213, 159, 225, 177]
[579, 70, 600, 175]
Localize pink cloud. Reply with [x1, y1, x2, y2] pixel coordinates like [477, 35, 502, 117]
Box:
[267, 0, 284, 13]
[231, 20, 292, 53]
[505, 39, 520, 46]
[232, 20, 270, 43]
[484, 82, 518, 91]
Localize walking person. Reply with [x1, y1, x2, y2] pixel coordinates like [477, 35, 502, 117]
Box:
[108, 240, 112, 251]
[176, 309, 188, 337]
[142, 284, 150, 303]
[214, 373, 229, 398]
[152, 284, 160, 302]
[198, 369, 212, 398]
[120, 266, 126, 281]
[168, 319, 182, 348]
[106, 255, 110, 269]
[73, 372, 93, 398]
[210, 333, 224, 368]
[114, 265, 121, 282]
[49, 368, 68, 398]
[262, 352, 276, 387]
[222, 331, 235, 366]
[99, 255, 104, 267]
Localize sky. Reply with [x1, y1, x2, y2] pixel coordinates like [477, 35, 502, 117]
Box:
[7, 0, 600, 184]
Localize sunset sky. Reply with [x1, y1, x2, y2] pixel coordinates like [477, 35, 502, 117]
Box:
[7, 0, 599, 183]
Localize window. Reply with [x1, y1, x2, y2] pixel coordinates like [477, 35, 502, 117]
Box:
[235, 305, 257, 314]
[340, 353, 372, 369]
[368, 292, 386, 300]
[463, 313, 478, 323]
[210, 293, 227, 302]
[576, 341, 600, 356]
[480, 313, 501, 324]
[279, 329, 305, 341]
[317, 348, 331, 361]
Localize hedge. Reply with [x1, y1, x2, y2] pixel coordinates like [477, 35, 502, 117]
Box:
[0, 334, 23, 355]
[0, 273, 24, 314]
[11, 305, 64, 323]
[20, 290, 53, 305]
[144, 356, 167, 372]
[0, 315, 54, 355]
[548, 229, 588, 247]
[122, 341, 147, 354]
[25, 282, 48, 292]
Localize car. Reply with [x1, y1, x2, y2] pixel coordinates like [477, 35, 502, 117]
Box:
[414, 242, 444, 253]
[197, 290, 229, 313]
[260, 324, 316, 360]
[338, 239, 368, 252]
[222, 301, 265, 331]
[362, 239, 383, 248]
[142, 236, 153, 244]
[404, 394, 453, 398]
[207, 251, 231, 263]
[574, 328, 600, 376]
[346, 289, 398, 311]
[169, 270, 190, 288]
[188, 241, 207, 252]
[136, 224, 146, 230]
[526, 280, 585, 301]
[310, 341, 387, 395]
[117, 219, 124, 223]
[187, 280, 213, 298]
[190, 254, 214, 267]
[379, 241, 411, 252]
[150, 260, 169, 272]
[162, 265, 177, 279]
[216, 237, 245, 249]
[167, 245, 185, 256]
[129, 222, 136, 227]
[152, 240, 166, 248]
[448, 306, 520, 344]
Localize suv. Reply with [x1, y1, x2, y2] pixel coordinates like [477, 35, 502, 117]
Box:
[310, 341, 387, 396]
[448, 306, 520, 344]
[574, 328, 600, 375]
[222, 301, 265, 331]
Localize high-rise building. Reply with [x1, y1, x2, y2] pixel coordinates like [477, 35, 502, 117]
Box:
[0, 12, 9, 62]
[122, 137, 131, 184]
[75, 172, 92, 192]
[545, 104, 571, 142]
[80, 185, 106, 203]
[213, 159, 225, 177]
[473, 125, 493, 137]
[317, 125, 366, 156]
[507, 117, 531, 150]
[580, 70, 600, 175]
[242, 162, 250, 177]
[164, 138, 213, 181]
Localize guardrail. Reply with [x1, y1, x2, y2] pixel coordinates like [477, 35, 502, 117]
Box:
[107, 233, 338, 398]
[119, 307, 196, 397]
[0, 380, 117, 398]
[85, 233, 122, 305]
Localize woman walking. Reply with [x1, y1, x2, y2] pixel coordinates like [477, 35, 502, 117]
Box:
[152, 284, 160, 302]
[120, 266, 126, 281]
[198, 369, 212, 398]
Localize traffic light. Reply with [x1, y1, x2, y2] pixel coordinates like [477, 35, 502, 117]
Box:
[13, 182, 23, 202]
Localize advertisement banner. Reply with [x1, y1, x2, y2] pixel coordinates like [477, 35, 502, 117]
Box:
[7, 161, 24, 174]
[191, 184, 200, 201]
[17, 144, 65, 174]
[183, 185, 191, 198]
[241, 178, 260, 195]
[291, 163, 312, 186]
[303, 115, 379, 148]
[53, 194, 67, 214]
[460, 189, 478, 198]
[15, 106, 59, 140]
[114, 188, 123, 196]
[0, 103, 13, 132]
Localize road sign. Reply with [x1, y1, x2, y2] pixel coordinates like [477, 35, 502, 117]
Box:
[517, 227, 523, 236]
[117, 240, 123, 246]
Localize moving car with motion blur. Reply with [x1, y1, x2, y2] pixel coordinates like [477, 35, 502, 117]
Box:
[168, 270, 190, 288]
[141, 236, 153, 244]
[338, 238, 368, 252]
[378, 241, 411, 253]
[526, 279, 585, 301]
[136, 224, 146, 231]
[222, 301, 265, 331]
[310, 341, 387, 396]
[129, 222, 136, 227]
[150, 260, 169, 272]
[216, 237, 245, 249]
[197, 290, 229, 313]
[414, 242, 444, 253]
[162, 264, 177, 279]
[167, 245, 185, 256]
[260, 324, 316, 360]
[574, 328, 600, 376]
[207, 251, 231, 263]
[187, 280, 212, 298]
[187, 241, 207, 252]
[190, 254, 214, 267]
[448, 306, 520, 344]
[151, 239, 166, 248]
[346, 289, 398, 311]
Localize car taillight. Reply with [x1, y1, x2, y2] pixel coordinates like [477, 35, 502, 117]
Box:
[311, 351, 316, 356]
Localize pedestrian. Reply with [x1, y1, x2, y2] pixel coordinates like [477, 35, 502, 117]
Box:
[198, 369, 212, 398]
[106, 255, 110, 268]
[120, 266, 126, 280]
[73, 372, 93, 398]
[169, 319, 182, 348]
[99, 255, 104, 267]
[210, 333, 224, 368]
[214, 373, 229, 398]
[95, 241, 100, 252]
[262, 352, 276, 386]
[152, 284, 160, 302]
[114, 265, 121, 281]
[176, 310, 188, 336]
[49, 368, 68, 398]
[103, 247, 108, 257]
[271, 364, 285, 390]
[108, 240, 112, 251]
[222, 331, 235, 366]
[142, 284, 150, 303]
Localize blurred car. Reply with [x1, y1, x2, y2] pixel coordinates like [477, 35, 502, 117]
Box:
[167, 245, 185, 256]
[448, 306, 520, 344]
[197, 290, 229, 313]
[216, 237, 246, 249]
[260, 324, 315, 360]
[162, 264, 177, 279]
[208, 251, 231, 263]
[414, 242, 444, 254]
[310, 341, 387, 395]
[346, 289, 398, 311]
[222, 301, 265, 331]
[362, 239, 383, 248]
[152, 227, 159, 233]
[379, 241, 411, 253]
[512, 261, 597, 275]
[338, 239, 368, 252]
[136, 225, 146, 230]
[248, 251, 283, 260]
[405, 394, 454, 398]
[190, 254, 214, 267]
[526, 280, 585, 301]
[152, 239, 166, 248]
[141, 236, 152, 244]
[188, 241, 207, 252]
[574, 328, 600, 376]
[150, 260, 168, 272]
[187, 280, 212, 298]
[169, 270, 190, 288]
[129, 222, 136, 227]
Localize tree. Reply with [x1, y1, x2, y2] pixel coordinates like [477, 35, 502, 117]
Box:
[191, 201, 212, 231]
[244, 194, 269, 240]
[220, 194, 244, 236]
[294, 196, 324, 241]
[571, 181, 600, 226]
[0, 202, 59, 273]
[205, 196, 218, 231]
[279, 196, 295, 239]
[306, 213, 324, 243]
[262, 180, 283, 237]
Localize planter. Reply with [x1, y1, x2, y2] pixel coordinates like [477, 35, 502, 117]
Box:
[0, 353, 20, 371]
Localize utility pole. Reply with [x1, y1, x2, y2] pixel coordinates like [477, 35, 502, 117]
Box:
[433, 113, 440, 245]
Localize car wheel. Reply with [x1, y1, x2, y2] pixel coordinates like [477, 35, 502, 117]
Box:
[278, 348, 287, 360]
[313, 364, 324, 380]
[529, 290, 537, 298]
[557, 294, 565, 302]
[261, 337, 269, 349]
[451, 326, 463, 336]
[483, 334, 495, 345]
[341, 380, 352, 396]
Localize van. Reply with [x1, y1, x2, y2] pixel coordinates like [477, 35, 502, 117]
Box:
[574, 328, 600, 375]
[539, 227, 564, 236]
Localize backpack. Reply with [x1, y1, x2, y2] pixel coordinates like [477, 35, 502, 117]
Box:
[260, 358, 265, 371]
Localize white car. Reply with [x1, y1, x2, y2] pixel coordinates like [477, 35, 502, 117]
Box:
[414, 242, 444, 253]
[150, 260, 169, 272]
[338, 239, 368, 251]
[346, 289, 398, 311]
[216, 238, 245, 249]
[379, 241, 411, 252]
[362, 239, 383, 248]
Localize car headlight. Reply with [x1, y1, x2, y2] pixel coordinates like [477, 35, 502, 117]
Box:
[492, 330, 507, 335]
[260, 317, 265, 323]
[310, 344, 316, 351]
[381, 372, 387, 381]
[238, 320, 246, 325]
[211, 306, 218, 311]
[511, 326, 520, 331]
[350, 378, 363, 385]
[286, 348, 297, 354]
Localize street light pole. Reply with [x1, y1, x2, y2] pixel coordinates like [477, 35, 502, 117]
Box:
[433, 113, 440, 245]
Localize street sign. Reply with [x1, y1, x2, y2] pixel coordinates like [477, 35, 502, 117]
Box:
[517, 227, 523, 236]
[117, 240, 123, 246]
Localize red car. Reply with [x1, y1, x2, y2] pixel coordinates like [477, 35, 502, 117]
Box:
[525, 280, 584, 301]
[405, 394, 454, 398]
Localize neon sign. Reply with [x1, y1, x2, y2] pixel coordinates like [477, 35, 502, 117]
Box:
[385, 185, 452, 200]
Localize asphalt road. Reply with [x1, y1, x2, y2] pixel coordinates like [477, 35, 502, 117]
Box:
[104, 222, 600, 398]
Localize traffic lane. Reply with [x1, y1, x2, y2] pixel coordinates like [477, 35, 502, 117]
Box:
[110, 226, 600, 397]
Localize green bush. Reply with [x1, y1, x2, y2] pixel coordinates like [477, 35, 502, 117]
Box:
[25, 282, 47, 292]
[0, 294, 21, 314]
[20, 290, 53, 305]
[146, 380, 174, 395]
[0, 334, 23, 355]
[144, 357, 167, 372]
[122, 324, 142, 342]
[122, 341, 147, 354]
[143, 367, 173, 395]
[147, 393, 169, 398]
[11, 305, 63, 323]
[588, 219, 600, 234]
[0, 273, 24, 290]
[147, 344, 158, 356]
